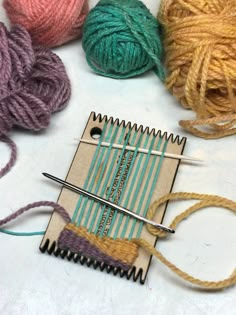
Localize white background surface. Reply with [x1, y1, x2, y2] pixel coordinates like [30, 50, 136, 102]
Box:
[0, 1, 236, 314]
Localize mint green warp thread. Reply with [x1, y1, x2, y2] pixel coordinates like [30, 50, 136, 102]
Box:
[108, 130, 143, 238]
[82, 0, 164, 79]
[0, 229, 45, 236]
[95, 128, 132, 235]
[88, 126, 126, 233]
[127, 134, 157, 239]
[74, 122, 109, 225]
[97, 129, 136, 236]
[136, 138, 168, 238]
[119, 133, 151, 239]
[83, 123, 120, 229]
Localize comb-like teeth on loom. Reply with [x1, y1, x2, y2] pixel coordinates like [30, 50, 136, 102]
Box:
[91, 111, 187, 145]
[66, 251, 73, 261]
[54, 247, 60, 257]
[40, 237, 146, 283]
[93, 260, 99, 269]
[60, 250, 68, 259]
[57, 225, 135, 271]
[48, 240, 56, 254]
[78, 255, 84, 264]
[40, 239, 49, 253]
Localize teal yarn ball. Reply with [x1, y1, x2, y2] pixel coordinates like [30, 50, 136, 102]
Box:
[82, 0, 164, 79]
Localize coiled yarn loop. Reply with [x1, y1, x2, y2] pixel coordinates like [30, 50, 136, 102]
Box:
[3, 0, 89, 47]
[159, 0, 236, 139]
[0, 23, 71, 177]
[82, 0, 164, 79]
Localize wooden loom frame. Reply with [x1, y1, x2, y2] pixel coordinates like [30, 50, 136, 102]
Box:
[40, 112, 186, 284]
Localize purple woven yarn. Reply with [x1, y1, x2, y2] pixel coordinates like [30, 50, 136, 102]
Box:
[0, 23, 71, 177]
[58, 228, 131, 270]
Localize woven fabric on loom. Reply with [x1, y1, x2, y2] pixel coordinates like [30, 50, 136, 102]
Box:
[41, 112, 186, 283]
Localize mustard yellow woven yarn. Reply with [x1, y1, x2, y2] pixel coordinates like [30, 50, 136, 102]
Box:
[66, 224, 138, 265]
[158, 0, 236, 139]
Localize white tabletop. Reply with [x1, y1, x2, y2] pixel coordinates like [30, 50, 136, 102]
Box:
[0, 1, 236, 314]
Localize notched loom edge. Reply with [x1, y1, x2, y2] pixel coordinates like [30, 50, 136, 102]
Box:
[91, 111, 187, 145]
[39, 238, 146, 284]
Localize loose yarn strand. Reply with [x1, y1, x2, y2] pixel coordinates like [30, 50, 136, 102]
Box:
[0, 135, 17, 178]
[134, 238, 236, 290]
[0, 229, 45, 236]
[124, 7, 165, 79]
[135, 192, 236, 290]
[179, 115, 236, 139]
[0, 201, 71, 227]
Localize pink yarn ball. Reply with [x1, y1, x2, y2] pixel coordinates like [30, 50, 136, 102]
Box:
[3, 0, 89, 47]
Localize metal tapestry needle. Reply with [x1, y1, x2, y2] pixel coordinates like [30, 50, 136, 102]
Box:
[43, 173, 175, 234]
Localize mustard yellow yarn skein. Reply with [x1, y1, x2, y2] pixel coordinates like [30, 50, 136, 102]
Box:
[158, 0, 236, 139]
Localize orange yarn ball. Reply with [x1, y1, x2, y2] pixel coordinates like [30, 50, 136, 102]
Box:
[159, 0, 236, 139]
[3, 0, 89, 47]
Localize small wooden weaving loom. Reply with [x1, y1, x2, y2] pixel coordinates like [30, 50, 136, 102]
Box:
[40, 112, 186, 284]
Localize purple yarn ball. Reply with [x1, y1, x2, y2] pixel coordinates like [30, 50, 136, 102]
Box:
[0, 23, 71, 177]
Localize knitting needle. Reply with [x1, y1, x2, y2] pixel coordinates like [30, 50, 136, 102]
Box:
[78, 139, 203, 162]
[43, 173, 175, 234]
